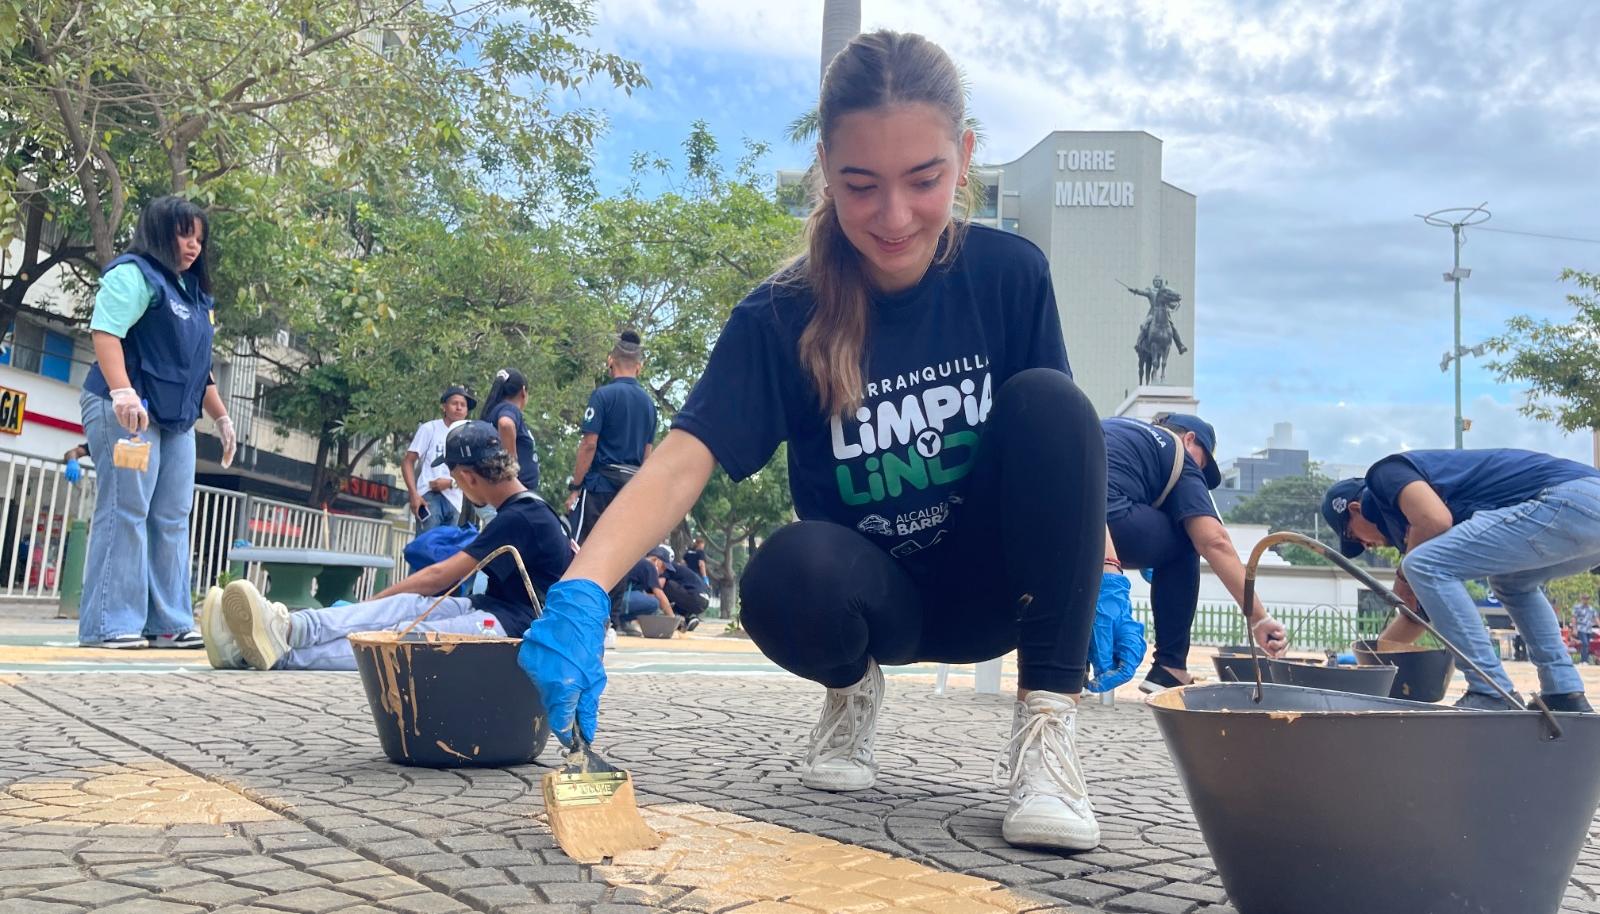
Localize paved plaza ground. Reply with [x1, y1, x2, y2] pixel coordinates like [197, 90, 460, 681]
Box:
[3, 609, 1600, 914]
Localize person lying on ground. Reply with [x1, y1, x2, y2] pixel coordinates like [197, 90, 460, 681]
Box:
[1322, 447, 1600, 713]
[202, 420, 573, 671]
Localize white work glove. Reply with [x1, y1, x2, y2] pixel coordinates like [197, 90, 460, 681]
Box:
[109, 388, 148, 434]
[215, 415, 237, 468]
[1252, 615, 1289, 657]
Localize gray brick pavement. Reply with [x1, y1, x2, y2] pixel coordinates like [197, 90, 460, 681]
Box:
[1, 671, 1597, 913]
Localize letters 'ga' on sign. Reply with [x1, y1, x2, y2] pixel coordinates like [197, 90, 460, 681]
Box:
[0, 387, 26, 435]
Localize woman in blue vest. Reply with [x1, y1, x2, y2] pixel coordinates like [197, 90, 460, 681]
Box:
[79, 196, 236, 649]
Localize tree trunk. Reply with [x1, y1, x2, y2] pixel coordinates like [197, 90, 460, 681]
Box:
[720, 523, 739, 619]
[308, 430, 333, 507]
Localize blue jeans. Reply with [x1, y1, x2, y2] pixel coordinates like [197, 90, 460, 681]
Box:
[280, 594, 496, 670]
[78, 390, 197, 642]
[1403, 477, 1600, 697]
[417, 490, 460, 532]
[621, 591, 660, 622]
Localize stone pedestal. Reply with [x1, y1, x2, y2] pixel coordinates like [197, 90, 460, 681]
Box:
[1112, 385, 1199, 420]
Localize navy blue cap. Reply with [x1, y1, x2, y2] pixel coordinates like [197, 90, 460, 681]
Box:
[431, 419, 504, 468]
[440, 385, 477, 411]
[1155, 413, 1221, 489]
[1320, 477, 1368, 557]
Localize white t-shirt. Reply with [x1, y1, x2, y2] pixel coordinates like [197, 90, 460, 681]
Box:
[407, 419, 463, 512]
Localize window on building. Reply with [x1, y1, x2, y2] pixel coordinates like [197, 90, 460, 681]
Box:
[1001, 218, 1020, 233]
[0, 321, 78, 383]
[974, 183, 999, 220]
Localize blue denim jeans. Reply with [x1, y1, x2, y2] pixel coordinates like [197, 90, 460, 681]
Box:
[1402, 476, 1600, 697]
[417, 489, 460, 532]
[280, 594, 496, 670]
[78, 390, 197, 642]
[621, 590, 660, 622]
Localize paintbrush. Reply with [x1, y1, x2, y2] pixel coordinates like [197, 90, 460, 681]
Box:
[541, 734, 659, 863]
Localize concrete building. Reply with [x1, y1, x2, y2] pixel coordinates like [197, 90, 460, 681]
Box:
[1214, 422, 1313, 515]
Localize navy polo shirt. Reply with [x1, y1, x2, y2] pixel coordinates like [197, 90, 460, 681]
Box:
[672, 225, 1069, 562]
[580, 377, 658, 494]
[1362, 448, 1600, 549]
[1103, 417, 1218, 525]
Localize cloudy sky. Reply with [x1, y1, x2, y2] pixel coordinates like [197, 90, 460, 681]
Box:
[575, 0, 1600, 468]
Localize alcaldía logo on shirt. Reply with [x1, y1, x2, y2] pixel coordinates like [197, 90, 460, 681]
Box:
[828, 353, 992, 506]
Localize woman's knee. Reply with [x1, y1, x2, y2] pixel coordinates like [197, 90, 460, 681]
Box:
[741, 522, 868, 623]
[992, 368, 1096, 427]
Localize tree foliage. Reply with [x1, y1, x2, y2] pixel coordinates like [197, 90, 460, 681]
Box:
[1224, 467, 1340, 564]
[1489, 270, 1600, 432]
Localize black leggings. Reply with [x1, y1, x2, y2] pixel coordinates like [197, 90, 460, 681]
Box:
[739, 369, 1105, 693]
[1107, 505, 1198, 671]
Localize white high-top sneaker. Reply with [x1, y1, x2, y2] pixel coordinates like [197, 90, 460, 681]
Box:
[199, 586, 245, 670]
[995, 690, 1100, 850]
[221, 580, 292, 671]
[799, 659, 885, 791]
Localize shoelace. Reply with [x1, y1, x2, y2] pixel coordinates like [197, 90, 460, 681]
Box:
[993, 706, 1087, 802]
[807, 671, 881, 766]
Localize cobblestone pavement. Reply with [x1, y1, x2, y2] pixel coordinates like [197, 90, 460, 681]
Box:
[3, 669, 1600, 913]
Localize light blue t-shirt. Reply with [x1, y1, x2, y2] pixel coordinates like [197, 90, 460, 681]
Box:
[90, 262, 198, 338]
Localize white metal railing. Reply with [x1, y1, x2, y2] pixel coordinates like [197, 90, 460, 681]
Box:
[0, 445, 414, 606]
[0, 448, 98, 600]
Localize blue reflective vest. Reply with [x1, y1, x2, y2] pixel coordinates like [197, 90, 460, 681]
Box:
[84, 254, 215, 431]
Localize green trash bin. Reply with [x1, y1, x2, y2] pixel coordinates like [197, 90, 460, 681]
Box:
[57, 520, 88, 620]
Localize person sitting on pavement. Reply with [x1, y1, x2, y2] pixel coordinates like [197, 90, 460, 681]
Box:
[401, 385, 475, 531]
[1321, 447, 1600, 713]
[205, 420, 573, 671]
[615, 556, 672, 635]
[1103, 413, 1288, 693]
[518, 31, 1133, 853]
[646, 546, 709, 631]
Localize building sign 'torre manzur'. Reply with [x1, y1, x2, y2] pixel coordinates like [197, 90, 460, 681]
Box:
[1055, 149, 1134, 208]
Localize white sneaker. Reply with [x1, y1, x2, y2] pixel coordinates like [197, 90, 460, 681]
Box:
[996, 690, 1100, 851]
[199, 586, 245, 669]
[604, 626, 618, 650]
[220, 580, 291, 671]
[799, 659, 884, 791]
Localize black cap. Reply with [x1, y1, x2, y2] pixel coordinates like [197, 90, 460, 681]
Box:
[646, 546, 673, 566]
[440, 385, 477, 411]
[1156, 413, 1221, 489]
[1320, 477, 1368, 557]
[431, 419, 504, 468]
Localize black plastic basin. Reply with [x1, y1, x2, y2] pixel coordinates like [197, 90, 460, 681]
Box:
[1151, 683, 1600, 914]
[1353, 639, 1456, 703]
[349, 630, 549, 768]
[1265, 657, 1397, 697]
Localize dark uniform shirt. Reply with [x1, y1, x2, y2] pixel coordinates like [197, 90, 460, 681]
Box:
[580, 377, 657, 494]
[672, 225, 1069, 562]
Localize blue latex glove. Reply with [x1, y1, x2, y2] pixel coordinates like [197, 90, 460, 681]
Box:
[1085, 572, 1147, 693]
[63, 458, 82, 484]
[518, 578, 609, 747]
[1140, 566, 1155, 584]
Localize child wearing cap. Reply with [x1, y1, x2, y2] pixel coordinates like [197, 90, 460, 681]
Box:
[204, 420, 573, 671]
[1101, 413, 1288, 694]
[1322, 448, 1600, 712]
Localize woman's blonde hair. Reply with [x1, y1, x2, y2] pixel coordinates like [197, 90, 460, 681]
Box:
[797, 30, 971, 417]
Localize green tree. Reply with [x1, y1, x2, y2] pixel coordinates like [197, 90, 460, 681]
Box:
[2, 0, 643, 328]
[689, 449, 795, 621]
[1490, 270, 1600, 431]
[1224, 468, 1339, 564]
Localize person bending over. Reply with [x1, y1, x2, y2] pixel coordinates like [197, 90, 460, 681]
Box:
[1102, 413, 1287, 693]
[1322, 447, 1600, 712]
[204, 421, 572, 670]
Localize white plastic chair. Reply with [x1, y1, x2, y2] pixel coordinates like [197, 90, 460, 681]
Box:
[933, 658, 1004, 695]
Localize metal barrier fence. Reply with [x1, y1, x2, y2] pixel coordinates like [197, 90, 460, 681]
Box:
[0, 446, 415, 608]
[1132, 601, 1391, 653]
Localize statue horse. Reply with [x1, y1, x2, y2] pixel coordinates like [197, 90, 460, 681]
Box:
[1136, 316, 1175, 385]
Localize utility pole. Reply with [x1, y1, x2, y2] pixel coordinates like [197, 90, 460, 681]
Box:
[1418, 204, 1491, 449]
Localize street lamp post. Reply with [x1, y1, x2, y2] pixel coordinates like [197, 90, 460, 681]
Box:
[1418, 204, 1491, 449]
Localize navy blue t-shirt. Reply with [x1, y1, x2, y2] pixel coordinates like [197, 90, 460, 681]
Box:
[1362, 448, 1600, 550]
[463, 493, 573, 636]
[680, 549, 707, 577]
[580, 377, 658, 494]
[663, 560, 707, 597]
[1102, 417, 1218, 525]
[620, 558, 659, 594]
[673, 225, 1069, 561]
[486, 402, 540, 492]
